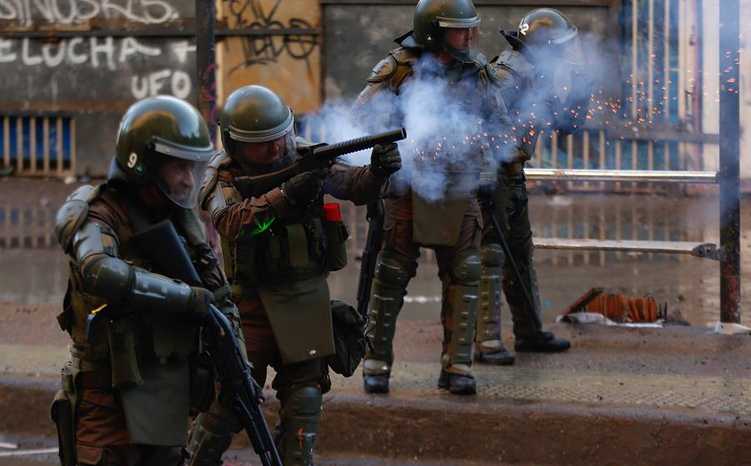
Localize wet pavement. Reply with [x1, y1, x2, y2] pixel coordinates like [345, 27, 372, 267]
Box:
[2, 318, 751, 465]
[1, 178, 747, 325]
[1, 175, 750, 465]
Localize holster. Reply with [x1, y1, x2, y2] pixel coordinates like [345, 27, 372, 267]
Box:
[50, 365, 77, 466]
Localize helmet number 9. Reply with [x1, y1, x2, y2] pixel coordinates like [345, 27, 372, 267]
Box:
[127, 153, 138, 169]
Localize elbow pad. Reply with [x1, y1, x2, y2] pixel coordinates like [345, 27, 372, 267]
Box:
[83, 254, 191, 312]
[129, 268, 193, 313]
[81, 256, 192, 312]
[75, 222, 193, 312]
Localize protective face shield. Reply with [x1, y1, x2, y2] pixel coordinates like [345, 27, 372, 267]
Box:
[230, 131, 297, 175]
[441, 24, 480, 63]
[145, 138, 212, 209]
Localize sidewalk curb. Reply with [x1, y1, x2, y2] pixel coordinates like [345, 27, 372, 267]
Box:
[3, 376, 750, 466]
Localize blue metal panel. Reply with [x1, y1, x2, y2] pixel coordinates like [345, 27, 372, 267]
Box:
[3, 115, 72, 164]
[62, 118, 71, 162]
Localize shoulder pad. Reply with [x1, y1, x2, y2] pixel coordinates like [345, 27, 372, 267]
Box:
[472, 52, 489, 68]
[200, 151, 230, 209]
[494, 50, 534, 81]
[208, 150, 231, 170]
[55, 184, 101, 251]
[366, 55, 398, 84]
[390, 47, 419, 66]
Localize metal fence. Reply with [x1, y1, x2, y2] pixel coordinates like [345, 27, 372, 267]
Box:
[524, 126, 718, 193]
[1, 114, 76, 177]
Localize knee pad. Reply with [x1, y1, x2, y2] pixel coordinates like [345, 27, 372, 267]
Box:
[375, 250, 415, 287]
[481, 243, 505, 268]
[184, 415, 234, 466]
[451, 251, 481, 285]
[285, 385, 323, 417]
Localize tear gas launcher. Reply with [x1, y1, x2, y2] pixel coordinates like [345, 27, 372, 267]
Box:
[232, 128, 407, 198]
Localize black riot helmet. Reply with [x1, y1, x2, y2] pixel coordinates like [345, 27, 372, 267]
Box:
[219, 85, 296, 172]
[400, 0, 481, 63]
[113, 95, 214, 208]
[505, 8, 578, 54]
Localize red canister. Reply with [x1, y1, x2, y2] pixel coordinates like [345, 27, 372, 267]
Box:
[323, 203, 343, 222]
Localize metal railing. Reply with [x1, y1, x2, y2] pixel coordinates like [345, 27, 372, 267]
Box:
[524, 125, 719, 193]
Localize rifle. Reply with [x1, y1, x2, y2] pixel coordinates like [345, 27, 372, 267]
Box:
[479, 192, 543, 331]
[134, 220, 283, 466]
[356, 199, 384, 318]
[233, 128, 407, 198]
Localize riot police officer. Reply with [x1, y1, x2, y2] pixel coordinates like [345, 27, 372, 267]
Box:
[51, 96, 233, 466]
[187, 85, 400, 466]
[355, 0, 510, 395]
[475, 8, 590, 364]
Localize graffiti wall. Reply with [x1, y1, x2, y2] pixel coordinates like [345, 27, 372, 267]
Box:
[0, 0, 196, 175]
[218, 0, 321, 113]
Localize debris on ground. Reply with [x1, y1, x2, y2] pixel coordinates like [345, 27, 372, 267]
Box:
[706, 321, 751, 335]
[559, 288, 669, 327]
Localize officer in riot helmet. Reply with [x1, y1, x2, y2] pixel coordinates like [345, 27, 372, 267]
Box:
[474, 8, 589, 365]
[355, 0, 512, 396]
[51, 96, 238, 466]
[186, 85, 400, 466]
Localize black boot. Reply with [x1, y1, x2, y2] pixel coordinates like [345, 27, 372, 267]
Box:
[437, 371, 477, 395]
[515, 331, 570, 353]
[363, 374, 390, 394]
[474, 345, 515, 365]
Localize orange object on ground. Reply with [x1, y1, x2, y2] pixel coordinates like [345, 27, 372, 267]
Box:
[576, 292, 660, 323]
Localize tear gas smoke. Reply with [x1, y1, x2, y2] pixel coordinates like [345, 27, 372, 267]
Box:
[299, 30, 619, 201]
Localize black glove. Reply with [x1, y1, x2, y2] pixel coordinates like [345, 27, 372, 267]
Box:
[281, 170, 325, 206]
[369, 143, 402, 177]
[188, 286, 215, 318]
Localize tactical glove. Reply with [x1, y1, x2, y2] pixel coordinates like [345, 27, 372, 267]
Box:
[281, 170, 326, 206]
[369, 143, 402, 177]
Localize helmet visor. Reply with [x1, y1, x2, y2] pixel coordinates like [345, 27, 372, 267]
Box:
[155, 156, 207, 209]
[442, 25, 480, 62]
[231, 131, 297, 174]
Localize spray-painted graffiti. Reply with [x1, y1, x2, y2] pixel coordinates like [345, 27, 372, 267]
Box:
[224, 0, 317, 72]
[0, 37, 195, 99]
[0, 37, 161, 69]
[132, 69, 191, 99]
[0, 0, 179, 27]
